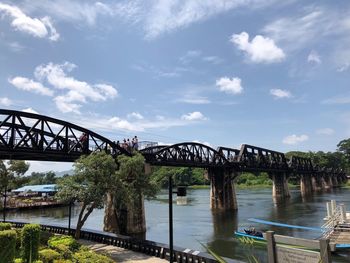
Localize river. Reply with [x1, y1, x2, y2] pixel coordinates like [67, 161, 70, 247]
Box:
[2, 187, 350, 262]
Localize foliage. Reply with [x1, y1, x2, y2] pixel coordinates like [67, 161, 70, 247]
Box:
[0, 229, 17, 263]
[14, 259, 23, 263]
[56, 151, 118, 238]
[52, 260, 72, 263]
[0, 222, 11, 231]
[337, 138, 350, 157]
[72, 249, 114, 263]
[27, 171, 57, 185]
[150, 166, 208, 187]
[39, 249, 60, 263]
[21, 224, 41, 263]
[48, 236, 80, 252]
[0, 160, 30, 192]
[236, 173, 273, 187]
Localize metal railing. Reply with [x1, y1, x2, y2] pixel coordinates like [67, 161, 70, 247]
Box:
[5, 220, 240, 263]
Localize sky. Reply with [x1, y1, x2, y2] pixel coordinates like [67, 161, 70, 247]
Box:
[0, 0, 350, 173]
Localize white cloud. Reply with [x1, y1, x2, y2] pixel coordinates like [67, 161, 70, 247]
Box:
[316, 128, 334, 135]
[216, 77, 243, 95]
[141, 0, 279, 39]
[230, 32, 285, 63]
[176, 95, 211, 104]
[202, 56, 223, 64]
[179, 50, 201, 64]
[0, 97, 13, 107]
[127, 112, 144, 120]
[11, 62, 118, 114]
[22, 107, 39, 114]
[9, 76, 53, 96]
[270, 89, 292, 99]
[337, 62, 350, 72]
[307, 50, 321, 64]
[0, 3, 59, 41]
[181, 111, 207, 121]
[322, 96, 350, 105]
[282, 134, 309, 145]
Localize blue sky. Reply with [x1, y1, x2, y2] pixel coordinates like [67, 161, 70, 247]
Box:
[0, 0, 350, 172]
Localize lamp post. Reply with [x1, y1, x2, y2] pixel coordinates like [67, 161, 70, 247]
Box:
[168, 174, 174, 263]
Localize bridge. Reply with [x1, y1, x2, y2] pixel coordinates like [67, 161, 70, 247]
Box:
[0, 109, 347, 210]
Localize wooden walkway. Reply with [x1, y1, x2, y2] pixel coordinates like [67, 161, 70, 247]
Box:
[79, 239, 168, 263]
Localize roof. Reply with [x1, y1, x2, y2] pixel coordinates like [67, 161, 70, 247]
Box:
[12, 184, 57, 193]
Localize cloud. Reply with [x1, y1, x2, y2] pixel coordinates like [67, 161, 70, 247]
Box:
[202, 56, 223, 64]
[216, 77, 243, 95]
[22, 107, 39, 114]
[0, 3, 59, 41]
[141, 0, 279, 39]
[0, 97, 13, 107]
[230, 32, 285, 63]
[337, 62, 350, 72]
[316, 128, 334, 135]
[322, 96, 350, 104]
[132, 63, 181, 78]
[282, 134, 309, 145]
[181, 111, 208, 121]
[9, 76, 53, 96]
[127, 112, 144, 120]
[307, 50, 321, 64]
[10, 62, 118, 114]
[179, 50, 201, 64]
[270, 89, 292, 99]
[176, 94, 211, 104]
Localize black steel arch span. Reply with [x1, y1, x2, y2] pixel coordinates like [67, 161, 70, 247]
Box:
[0, 109, 129, 162]
[0, 109, 346, 180]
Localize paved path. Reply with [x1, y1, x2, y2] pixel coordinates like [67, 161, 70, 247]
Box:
[79, 239, 168, 263]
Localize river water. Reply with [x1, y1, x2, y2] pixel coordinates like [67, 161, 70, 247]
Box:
[2, 187, 350, 262]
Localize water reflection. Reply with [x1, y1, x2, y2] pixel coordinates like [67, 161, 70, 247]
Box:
[1, 188, 350, 262]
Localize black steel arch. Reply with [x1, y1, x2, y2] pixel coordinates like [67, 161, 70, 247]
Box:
[142, 142, 228, 168]
[0, 109, 130, 162]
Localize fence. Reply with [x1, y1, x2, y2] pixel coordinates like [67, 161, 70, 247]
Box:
[6, 220, 240, 263]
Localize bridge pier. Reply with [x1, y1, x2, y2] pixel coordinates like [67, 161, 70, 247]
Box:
[332, 176, 338, 187]
[209, 168, 238, 210]
[311, 175, 322, 191]
[300, 174, 312, 196]
[324, 175, 333, 189]
[320, 175, 330, 190]
[271, 173, 290, 199]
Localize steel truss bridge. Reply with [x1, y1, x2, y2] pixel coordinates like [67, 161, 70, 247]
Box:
[0, 109, 346, 180]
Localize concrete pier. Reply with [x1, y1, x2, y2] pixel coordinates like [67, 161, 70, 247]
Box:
[311, 175, 322, 191]
[271, 173, 290, 199]
[300, 174, 312, 196]
[209, 168, 238, 210]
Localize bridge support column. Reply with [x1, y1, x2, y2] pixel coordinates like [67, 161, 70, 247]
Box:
[300, 174, 312, 196]
[321, 176, 330, 190]
[325, 175, 333, 189]
[271, 173, 290, 199]
[209, 168, 237, 210]
[332, 176, 338, 188]
[311, 175, 322, 191]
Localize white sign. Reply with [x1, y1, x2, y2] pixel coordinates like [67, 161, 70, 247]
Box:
[276, 245, 321, 263]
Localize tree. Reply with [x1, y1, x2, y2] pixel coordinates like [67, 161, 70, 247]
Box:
[56, 151, 118, 239]
[0, 160, 29, 191]
[28, 171, 57, 185]
[104, 153, 158, 236]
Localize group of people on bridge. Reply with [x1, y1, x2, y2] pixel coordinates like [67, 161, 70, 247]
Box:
[116, 136, 139, 152]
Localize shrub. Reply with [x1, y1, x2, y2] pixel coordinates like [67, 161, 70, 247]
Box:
[14, 259, 23, 263]
[39, 249, 60, 263]
[21, 224, 41, 263]
[51, 244, 72, 260]
[53, 260, 73, 263]
[0, 229, 17, 263]
[0, 222, 12, 231]
[48, 235, 80, 252]
[15, 228, 22, 249]
[73, 250, 114, 263]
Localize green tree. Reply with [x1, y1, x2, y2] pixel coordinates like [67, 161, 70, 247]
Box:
[337, 138, 350, 158]
[56, 151, 118, 239]
[27, 171, 57, 185]
[104, 153, 159, 235]
[0, 160, 29, 193]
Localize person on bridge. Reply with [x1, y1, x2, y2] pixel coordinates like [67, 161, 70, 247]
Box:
[132, 135, 139, 150]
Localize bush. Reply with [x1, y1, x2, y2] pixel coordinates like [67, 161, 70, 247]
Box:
[53, 260, 73, 263]
[39, 249, 60, 263]
[22, 224, 41, 263]
[14, 259, 23, 263]
[0, 222, 12, 231]
[48, 235, 80, 252]
[73, 250, 114, 263]
[0, 229, 17, 263]
[51, 244, 72, 260]
[15, 228, 22, 249]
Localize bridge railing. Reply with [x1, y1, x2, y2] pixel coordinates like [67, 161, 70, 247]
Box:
[5, 220, 239, 263]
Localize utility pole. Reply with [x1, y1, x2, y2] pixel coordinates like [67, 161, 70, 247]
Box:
[168, 174, 173, 263]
